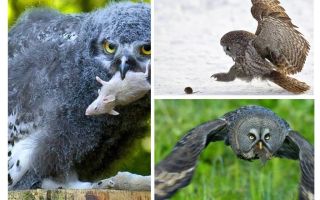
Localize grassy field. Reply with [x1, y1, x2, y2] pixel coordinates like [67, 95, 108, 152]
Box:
[155, 99, 314, 200]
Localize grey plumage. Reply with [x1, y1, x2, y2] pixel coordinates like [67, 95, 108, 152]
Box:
[155, 105, 314, 200]
[8, 2, 150, 190]
[275, 131, 314, 200]
[223, 105, 289, 163]
[155, 119, 227, 200]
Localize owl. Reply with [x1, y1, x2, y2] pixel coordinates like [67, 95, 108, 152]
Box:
[155, 105, 314, 200]
[211, 0, 310, 94]
[8, 2, 151, 190]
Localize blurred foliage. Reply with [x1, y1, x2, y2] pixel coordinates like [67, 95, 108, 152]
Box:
[8, 0, 150, 27]
[155, 99, 314, 200]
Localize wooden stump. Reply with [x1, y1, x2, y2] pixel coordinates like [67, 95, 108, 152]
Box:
[8, 189, 151, 200]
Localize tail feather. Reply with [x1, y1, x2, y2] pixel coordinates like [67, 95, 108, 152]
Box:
[265, 71, 310, 94]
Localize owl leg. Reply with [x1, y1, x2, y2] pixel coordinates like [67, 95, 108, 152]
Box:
[91, 172, 151, 191]
[211, 65, 238, 82]
[211, 72, 235, 82]
[211, 64, 250, 82]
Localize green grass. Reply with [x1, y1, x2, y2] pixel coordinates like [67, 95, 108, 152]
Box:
[155, 99, 314, 200]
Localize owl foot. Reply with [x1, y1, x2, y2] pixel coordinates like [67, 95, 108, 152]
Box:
[92, 171, 151, 191]
[41, 171, 150, 190]
[8, 137, 35, 190]
[211, 73, 235, 82]
[42, 177, 93, 189]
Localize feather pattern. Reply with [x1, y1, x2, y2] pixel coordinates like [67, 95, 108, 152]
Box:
[251, 0, 310, 74]
[8, 2, 150, 190]
[155, 120, 227, 200]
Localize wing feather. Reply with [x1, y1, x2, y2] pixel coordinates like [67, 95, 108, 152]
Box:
[155, 119, 227, 200]
[251, 0, 310, 75]
[251, 0, 295, 29]
[274, 131, 314, 199]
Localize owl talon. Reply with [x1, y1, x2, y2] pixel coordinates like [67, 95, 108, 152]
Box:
[211, 73, 234, 82]
[92, 172, 150, 190]
[92, 179, 115, 189]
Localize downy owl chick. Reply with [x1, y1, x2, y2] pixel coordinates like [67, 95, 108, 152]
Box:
[212, 0, 310, 94]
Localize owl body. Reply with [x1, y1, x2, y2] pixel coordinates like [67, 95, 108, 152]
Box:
[212, 0, 310, 94]
[8, 2, 151, 190]
[155, 105, 313, 199]
[216, 31, 274, 82]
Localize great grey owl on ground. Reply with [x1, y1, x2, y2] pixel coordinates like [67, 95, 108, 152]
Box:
[8, 2, 151, 190]
[155, 105, 314, 200]
[211, 0, 310, 94]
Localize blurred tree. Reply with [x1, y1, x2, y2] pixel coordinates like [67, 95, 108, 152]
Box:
[8, 0, 150, 27]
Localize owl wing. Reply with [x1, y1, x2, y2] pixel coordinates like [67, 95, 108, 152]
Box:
[274, 131, 314, 199]
[155, 119, 227, 200]
[251, 0, 310, 75]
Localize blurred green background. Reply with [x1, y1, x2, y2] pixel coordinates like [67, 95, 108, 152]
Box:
[155, 99, 314, 200]
[8, 0, 150, 27]
[8, 0, 151, 177]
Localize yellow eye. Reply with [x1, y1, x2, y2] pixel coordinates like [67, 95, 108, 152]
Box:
[141, 44, 151, 55]
[103, 41, 116, 54]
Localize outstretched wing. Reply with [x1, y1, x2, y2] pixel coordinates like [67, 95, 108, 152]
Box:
[251, 0, 310, 75]
[251, 0, 295, 30]
[155, 119, 227, 200]
[274, 131, 314, 199]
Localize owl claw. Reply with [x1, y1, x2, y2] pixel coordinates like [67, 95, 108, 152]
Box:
[211, 73, 221, 79]
[211, 74, 217, 80]
[92, 172, 150, 190]
[92, 178, 115, 189]
[211, 73, 234, 82]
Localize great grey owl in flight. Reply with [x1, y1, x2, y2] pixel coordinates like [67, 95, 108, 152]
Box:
[8, 2, 151, 190]
[211, 0, 310, 94]
[155, 105, 314, 200]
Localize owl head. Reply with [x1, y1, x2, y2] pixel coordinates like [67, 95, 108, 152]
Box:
[220, 30, 256, 60]
[224, 106, 289, 163]
[87, 2, 151, 80]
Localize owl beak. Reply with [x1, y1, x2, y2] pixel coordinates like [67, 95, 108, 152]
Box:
[120, 56, 130, 80]
[258, 141, 263, 150]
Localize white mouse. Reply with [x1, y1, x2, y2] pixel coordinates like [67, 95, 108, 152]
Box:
[85, 64, 150, 116]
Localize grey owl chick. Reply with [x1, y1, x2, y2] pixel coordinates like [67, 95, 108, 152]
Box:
[155, 105, 313, 200]
[8, 2, 151, 190]
[212, 0, 310, 94]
